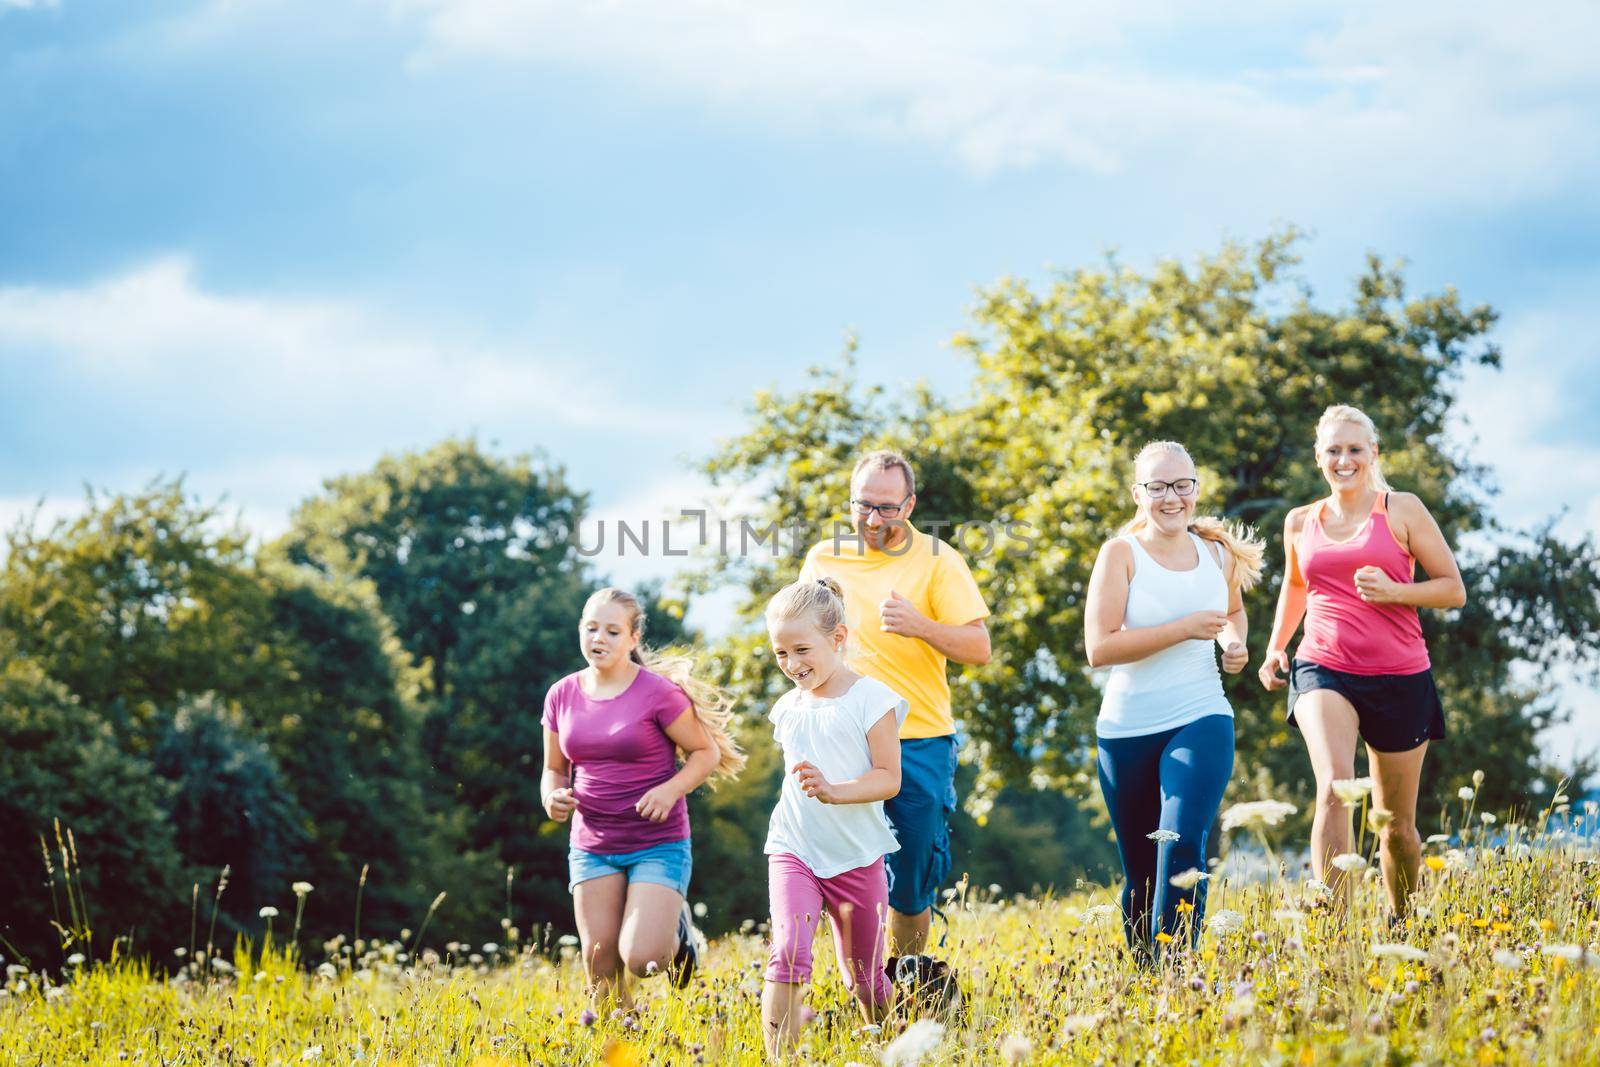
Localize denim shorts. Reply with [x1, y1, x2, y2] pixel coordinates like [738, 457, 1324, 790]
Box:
[884, 735, 957, 915]
[568, 839, 693, 896]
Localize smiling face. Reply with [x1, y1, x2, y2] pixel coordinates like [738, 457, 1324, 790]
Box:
[768, 616, 847, 694]
[1316, 419, 1377, 494]
[1132, 449, 1199, 536]
[851, 465, 915, 551]
[579, 600, 639, 669]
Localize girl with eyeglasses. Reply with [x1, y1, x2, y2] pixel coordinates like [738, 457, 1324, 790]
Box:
[1258, 405, 1465, 920]
[1085, 441, 1263, 960]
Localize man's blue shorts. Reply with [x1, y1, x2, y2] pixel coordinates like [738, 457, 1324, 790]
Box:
[884, 735, 957, 915]
[567, 839, 693, 896]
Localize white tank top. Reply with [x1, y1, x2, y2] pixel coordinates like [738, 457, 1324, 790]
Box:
[1096, 532, 1232, 738]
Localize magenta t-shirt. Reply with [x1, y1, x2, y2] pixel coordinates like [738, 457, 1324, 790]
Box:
[541, 667, 693, 854]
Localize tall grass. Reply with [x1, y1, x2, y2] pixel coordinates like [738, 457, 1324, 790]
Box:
[1, 786, 1596, 1065]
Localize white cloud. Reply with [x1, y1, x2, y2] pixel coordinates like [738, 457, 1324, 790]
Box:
[0, 257, 697, 437]
[393, 0, 1600, 198]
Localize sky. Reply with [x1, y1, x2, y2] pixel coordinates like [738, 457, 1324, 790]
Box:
[3, 0, 1597, 755]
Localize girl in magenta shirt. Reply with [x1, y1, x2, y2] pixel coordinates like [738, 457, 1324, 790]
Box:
[1260, 405, 1466, 919]
[541, 587, 744, 1009]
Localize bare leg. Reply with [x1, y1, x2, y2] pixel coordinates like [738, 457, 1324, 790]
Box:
[617, 882, 685, 979]
[762, 980, 807, 1061]
[888, 908, 931, 956]
[1369, 741, 1428, 919]
[1293, 691, 1361, 900]
[574, 874, 629, 1008]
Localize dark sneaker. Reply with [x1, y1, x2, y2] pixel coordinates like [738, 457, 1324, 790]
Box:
[670, 900, 706, 988]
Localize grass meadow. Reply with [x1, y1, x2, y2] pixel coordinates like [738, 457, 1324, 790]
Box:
[2, 783, 1597, 1066]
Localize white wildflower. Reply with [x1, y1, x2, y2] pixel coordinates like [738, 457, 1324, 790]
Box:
[1206, 909, 1246, 935]
[882, 1018, 945, 1066]
[1541, 944, 1583, 962]
[1221, 800, 1297, 832]
[1367, 808, 1395, 832]
[259, 907, 279, 919]
[1330, 777, 1375, 804]
[1330, 853, 1368, 873]
[66, 954, 85, 967]
[1146, 829, 1181, 843]
[1458, 787, 1475, 801]
[1425, 833, 1451, 845]
[1169, 868, 1208, 890]
[999, 1032, 1033, 1064]
[1480, 813, 1497, 826]
[301, 1046, 323, 1063]
[1492, 950, 1525, 971]
[292, 882, 314, 897]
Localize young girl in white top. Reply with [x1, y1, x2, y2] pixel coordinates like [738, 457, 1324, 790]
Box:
[1085, 441, 1263, 961]
[761, 577, 908, 1060]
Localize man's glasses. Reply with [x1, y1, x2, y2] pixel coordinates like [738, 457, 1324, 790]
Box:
[1137, 478, 1198, 498]
[851, 493, 913, 518]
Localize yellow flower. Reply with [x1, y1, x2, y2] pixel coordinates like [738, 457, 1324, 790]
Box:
[1367, 975, 1386, 990]
[1424, 857, 1446, 871]
[602, 1042, 642, 1067]
[1491, 922, 1512, 933]
[1155, 932, 1175, 944]
[1175, 900, 1195, 915]
[1539, 919, 1555, 932]
[1473, 918, 1490, 929]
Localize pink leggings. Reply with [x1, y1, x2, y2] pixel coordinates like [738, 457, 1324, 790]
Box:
[766, 853, 891, 1006]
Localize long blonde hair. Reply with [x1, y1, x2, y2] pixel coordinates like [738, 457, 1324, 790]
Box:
[584, 587, 746, 782]
[1120, 441, 1265, 591]
[1316, 404, 1392, 492]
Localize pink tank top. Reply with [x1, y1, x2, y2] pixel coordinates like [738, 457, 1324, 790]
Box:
[1295, 493, 1430, 676]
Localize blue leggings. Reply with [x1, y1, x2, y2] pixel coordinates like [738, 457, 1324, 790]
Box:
[1096, 714, 1234, 958]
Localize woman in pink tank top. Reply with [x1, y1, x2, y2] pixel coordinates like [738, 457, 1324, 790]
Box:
[1259, 405, 1466, 921]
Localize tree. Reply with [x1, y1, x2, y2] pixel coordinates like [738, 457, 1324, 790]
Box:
[700, 232, 1600, 824]
[278, 437, 587, 699]
[0, 660, 188, 965]
[0, 482, 456, 952]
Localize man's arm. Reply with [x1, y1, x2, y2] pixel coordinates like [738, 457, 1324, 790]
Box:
[880, 589, 991, 665]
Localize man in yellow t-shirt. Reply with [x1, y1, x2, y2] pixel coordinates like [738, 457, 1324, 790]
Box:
[798, 450, 991, 954]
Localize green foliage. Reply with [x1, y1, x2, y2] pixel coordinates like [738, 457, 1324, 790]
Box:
[277, 437, 587, 699]
[0, 661, 187, 965]
[150, 694, 308, 927]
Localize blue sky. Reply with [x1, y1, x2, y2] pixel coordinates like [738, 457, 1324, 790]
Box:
[3, 0, 1597, 753]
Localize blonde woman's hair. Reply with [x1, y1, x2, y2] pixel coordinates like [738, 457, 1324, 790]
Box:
[1315, 404, 1392, 491]
[1120, 441, 1265, 591]
[583, 587, 746, 782]
[765, 577, 852, 655]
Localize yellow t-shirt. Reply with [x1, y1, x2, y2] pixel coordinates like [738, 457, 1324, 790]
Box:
[798, 523, 990, 739]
